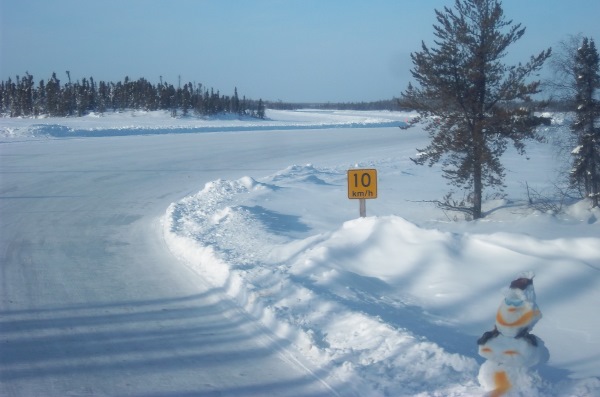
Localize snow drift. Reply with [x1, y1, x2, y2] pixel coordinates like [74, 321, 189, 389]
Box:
[163, 155, 600, 396]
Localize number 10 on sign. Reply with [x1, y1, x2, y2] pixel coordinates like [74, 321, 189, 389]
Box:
[348, 169, 377, 217]
[348, 169, 377, 199]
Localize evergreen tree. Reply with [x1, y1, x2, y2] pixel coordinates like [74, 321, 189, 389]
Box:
[11, 75, 22, 117]
[0, 82, 5, 114]
[97, 81, 108, 114]
[75, 78, 86, 116]
[64, 71, 74, 116]
[45, 73, 61, 116]
[402, 0, 551, 219]
[0, 82, 4, 114]
[181, 83, 192, 116]
[570, 37, 600, 207]
[89, 77, 97, 111]
[256, 99, 266, 119]
[20, 73, 34, 116]
[232, 87, 241, 115]
[34, 79, 46, 116]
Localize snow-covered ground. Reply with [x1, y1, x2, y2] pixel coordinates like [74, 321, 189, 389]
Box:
[1, 109, 599, 396]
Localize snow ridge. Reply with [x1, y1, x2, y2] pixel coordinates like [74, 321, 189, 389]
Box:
[163, 166, 467, 395]
[164, 160, 600, 396]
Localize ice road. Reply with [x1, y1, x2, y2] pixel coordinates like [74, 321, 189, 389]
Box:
[0, 129, 399, 396]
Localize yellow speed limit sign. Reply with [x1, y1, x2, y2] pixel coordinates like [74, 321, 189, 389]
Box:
[347, 169, 377, 199]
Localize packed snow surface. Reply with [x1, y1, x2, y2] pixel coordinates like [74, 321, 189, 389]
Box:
[2, 109, 599, 396]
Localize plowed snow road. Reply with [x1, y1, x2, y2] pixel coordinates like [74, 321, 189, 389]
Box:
[0, 129, 400, 396]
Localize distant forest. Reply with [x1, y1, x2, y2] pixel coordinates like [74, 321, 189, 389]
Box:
[0, 72, 266, 119]
[266, 98, 403, 111]
[0, 72, 560, 119]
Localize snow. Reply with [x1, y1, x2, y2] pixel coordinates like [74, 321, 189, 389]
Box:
[0, 109, 409, 139]
[1, 109, 599, 396]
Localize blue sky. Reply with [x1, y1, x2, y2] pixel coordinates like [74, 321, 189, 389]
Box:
[1, 0, 599, 103]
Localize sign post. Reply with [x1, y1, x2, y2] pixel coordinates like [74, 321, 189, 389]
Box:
[347, 169, 377, 217]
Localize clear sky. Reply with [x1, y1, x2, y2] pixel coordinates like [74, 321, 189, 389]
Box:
[1, 0, 599, 103]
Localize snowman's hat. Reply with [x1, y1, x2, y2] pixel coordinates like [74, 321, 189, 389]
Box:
[510, 277, 533, 290]
[505, 271, 537, 303]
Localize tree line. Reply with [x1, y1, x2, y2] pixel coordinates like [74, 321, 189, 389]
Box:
[0, 72, 266, 119]
[266, 99, 403, 111]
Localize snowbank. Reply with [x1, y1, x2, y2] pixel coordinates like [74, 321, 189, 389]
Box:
[163, 161, 600, 396]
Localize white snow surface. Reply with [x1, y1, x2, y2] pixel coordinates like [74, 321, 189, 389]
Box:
[1, 109, 599, 396]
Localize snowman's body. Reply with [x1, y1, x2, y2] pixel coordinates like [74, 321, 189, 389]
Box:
[478, 332, 541, 368]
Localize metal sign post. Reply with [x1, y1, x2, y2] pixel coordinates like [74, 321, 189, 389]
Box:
[347, 169, 377, 217]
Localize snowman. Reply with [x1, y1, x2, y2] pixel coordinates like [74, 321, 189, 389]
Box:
[477, 271, 548, 396]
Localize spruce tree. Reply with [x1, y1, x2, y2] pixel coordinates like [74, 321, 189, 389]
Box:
[402, 0, 551, 219]
[20, 73, 34, 116]
[232, 87, 241, 115]
[256, 99, 266, 119]
[570, 37, 600, 207]
[181, 83, 192, 116]
[45, 73, 61, 116]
